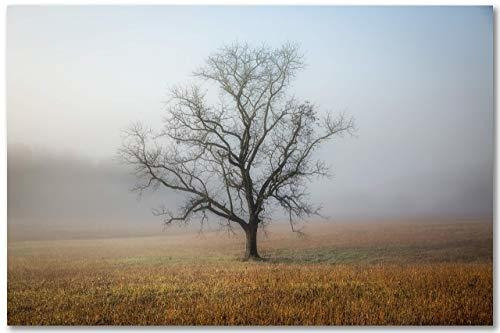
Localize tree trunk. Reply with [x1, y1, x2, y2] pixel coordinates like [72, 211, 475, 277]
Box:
[244, 224, 261, 260]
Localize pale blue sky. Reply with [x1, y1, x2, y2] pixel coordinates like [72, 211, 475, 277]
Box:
[7, 6, 493, 220]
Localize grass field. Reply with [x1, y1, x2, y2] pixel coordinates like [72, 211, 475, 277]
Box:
[8, 220, 493, 325]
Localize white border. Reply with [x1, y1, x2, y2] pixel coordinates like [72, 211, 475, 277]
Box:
[1, 1, 497, 5]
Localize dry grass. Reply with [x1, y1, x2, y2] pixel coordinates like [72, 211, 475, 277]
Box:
[8, 220, 493, 325]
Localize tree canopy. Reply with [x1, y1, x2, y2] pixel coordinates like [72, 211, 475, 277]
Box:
[119, 42, 354, 259]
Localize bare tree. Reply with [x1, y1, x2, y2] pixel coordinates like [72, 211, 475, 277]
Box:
[119, 42, 354, 260]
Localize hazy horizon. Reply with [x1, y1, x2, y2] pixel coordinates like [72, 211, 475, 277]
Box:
[7, 6, 493, 240]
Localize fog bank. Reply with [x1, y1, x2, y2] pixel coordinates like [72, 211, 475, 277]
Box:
[7, 6, 493, 240]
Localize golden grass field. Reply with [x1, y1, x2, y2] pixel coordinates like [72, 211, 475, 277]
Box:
[8, 220, 493, 325]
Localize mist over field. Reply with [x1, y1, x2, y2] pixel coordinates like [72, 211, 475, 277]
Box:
[7, 6, 493, 240]
[7, 136, 492, 240]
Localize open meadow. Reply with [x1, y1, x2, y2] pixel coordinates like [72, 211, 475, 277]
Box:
[8, 220, 493, 326]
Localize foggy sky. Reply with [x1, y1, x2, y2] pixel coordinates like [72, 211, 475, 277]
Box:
[7, 6, 493, 239]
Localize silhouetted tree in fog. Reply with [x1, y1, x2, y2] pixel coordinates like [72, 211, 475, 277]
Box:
[119, 42, 354, 260]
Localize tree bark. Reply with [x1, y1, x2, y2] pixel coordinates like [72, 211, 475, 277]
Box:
[244, 224, 261, 260]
